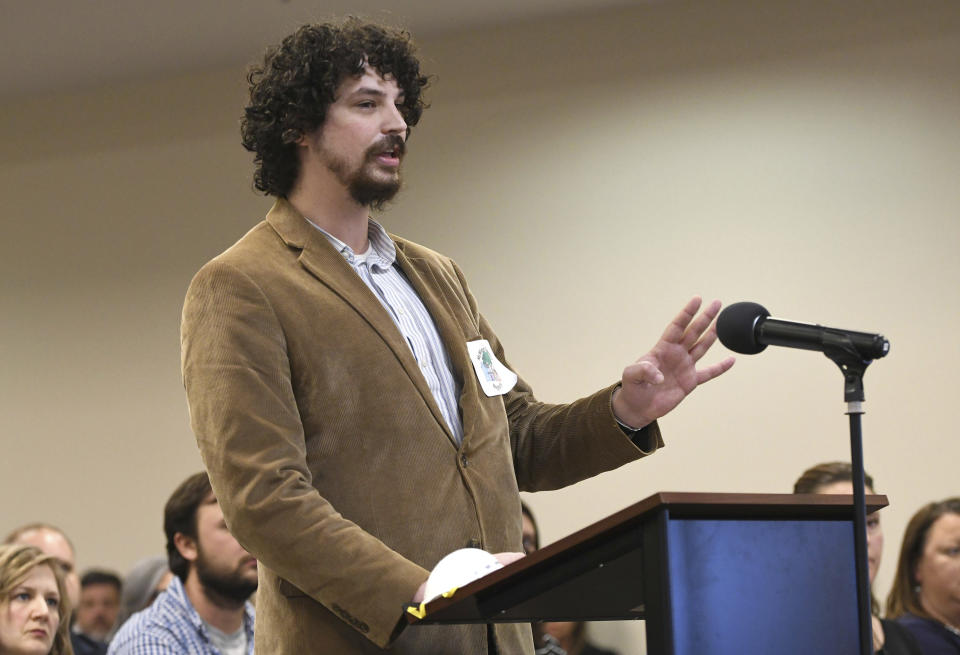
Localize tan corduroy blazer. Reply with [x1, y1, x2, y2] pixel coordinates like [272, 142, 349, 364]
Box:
[180, 199, 662, 654]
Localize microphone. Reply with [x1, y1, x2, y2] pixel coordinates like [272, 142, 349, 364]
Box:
[716, 302, 890, 360]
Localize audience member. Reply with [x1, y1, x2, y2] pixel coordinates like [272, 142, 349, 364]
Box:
[793, 461, 921, 655]
[3, 524, 92, 655]
[113, 558, 170, 632]
[541, 622, 619, 655]
[4, 525, 80, 609]
[107, 472, 256, 655]
[521, 503, 539, 557]
[887, 497, 960, 654]
[71, 570, 121, 655]
[0, 543, 73, 655]
[520, 503, 621, 655]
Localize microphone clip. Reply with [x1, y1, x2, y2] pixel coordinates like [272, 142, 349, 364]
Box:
[820, 330, 871, 406]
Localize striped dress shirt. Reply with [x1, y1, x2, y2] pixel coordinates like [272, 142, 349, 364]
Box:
[310, 218, 465, 444]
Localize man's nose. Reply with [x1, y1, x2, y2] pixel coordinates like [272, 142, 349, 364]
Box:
[383, 104, 407, 135]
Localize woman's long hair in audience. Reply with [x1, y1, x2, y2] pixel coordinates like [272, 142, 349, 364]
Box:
[0, 543, 74, 655]
[886, 497, 960, 619]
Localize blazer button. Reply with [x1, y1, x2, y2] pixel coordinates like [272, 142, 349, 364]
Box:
[467, 538, 481, 549]
[460, 454, 469, 468]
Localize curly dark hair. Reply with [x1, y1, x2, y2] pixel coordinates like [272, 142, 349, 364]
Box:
[241, 18, 431, 198]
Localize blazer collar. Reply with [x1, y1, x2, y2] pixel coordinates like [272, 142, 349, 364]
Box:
[265, 199, 460, 446]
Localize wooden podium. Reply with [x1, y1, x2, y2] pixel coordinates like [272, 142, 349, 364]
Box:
[407, 492, 887, 655]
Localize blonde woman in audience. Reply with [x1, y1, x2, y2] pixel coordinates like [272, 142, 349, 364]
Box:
[794, 462, 921, 655]
[887, 497, 960, 655]
[0, 543, 73, 655]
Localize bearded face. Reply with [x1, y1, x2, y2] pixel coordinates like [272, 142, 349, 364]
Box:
[297, 66, 410, 210]
[186, 496, 258, 609]
[322, 133, 406, 210]
[194, 539, 258, 606]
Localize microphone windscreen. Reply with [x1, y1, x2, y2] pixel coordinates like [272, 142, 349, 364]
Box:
[717, 301, 770, 355]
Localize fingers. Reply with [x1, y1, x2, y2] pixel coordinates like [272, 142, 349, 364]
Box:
[494, 552, 526, 566]
[695, 356, 736, 385]
[681, 298, 721, 349]
[412, 580, 427, 603]
[659, 296, 702, 344]
[687, 324, 719, 361]
[623, 360, 664, 386]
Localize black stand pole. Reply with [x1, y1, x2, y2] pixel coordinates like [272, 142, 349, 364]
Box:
[824, 335, 875, 655]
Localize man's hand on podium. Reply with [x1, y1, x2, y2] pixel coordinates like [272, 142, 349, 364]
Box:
[412, 551, 525, 603]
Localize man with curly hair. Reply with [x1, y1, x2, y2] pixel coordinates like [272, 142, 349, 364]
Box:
[181, 18, 733, 655]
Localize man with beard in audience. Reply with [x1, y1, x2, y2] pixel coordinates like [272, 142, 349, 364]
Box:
[108, 472, 257, 655]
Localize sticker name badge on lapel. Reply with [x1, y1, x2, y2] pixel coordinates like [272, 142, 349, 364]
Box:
[466, 339, 518, 397]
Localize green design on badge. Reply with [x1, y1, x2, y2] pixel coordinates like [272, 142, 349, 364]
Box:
[476, 346, 503, 390]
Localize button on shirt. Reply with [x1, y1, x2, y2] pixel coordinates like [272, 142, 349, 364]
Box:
[107, 576, 255, 655]
[309, 218, 465, 444]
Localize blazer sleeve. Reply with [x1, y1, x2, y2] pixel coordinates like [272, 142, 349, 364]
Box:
[181, 259, 427, 648]
[448, 261, 664, 492]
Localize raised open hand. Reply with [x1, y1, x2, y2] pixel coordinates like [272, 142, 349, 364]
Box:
[612, 296, 735, 429]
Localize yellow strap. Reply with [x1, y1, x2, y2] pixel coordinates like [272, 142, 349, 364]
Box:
[406, 603, 427, 620]
[404, 587, 460, 621]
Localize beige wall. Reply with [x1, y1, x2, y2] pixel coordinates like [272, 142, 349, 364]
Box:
[2, 1, 958, 651]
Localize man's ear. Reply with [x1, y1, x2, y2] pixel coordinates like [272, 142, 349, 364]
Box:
[173, 532, 198, 564]
[291, 129, 312, 148]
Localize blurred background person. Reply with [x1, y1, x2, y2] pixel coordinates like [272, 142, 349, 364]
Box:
[794, 461, 921, 655]
[541, 621, 619, 655]
[887, 497, 960, 654]
[521, 503, 621, 655]
[112, 557, 170, 633]
[4, 524, 90, 655]
[521, 503, 539, 558]
[71, 570, 121, 655]
[4, 525, 79, 610]
[108, 472, 256, 655]
[0, 543, 73, 655]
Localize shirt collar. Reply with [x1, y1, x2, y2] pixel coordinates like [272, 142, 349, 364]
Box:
[306, 217, 396, 271]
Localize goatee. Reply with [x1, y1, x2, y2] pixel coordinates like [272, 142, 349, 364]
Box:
[327, 135, 405, 210]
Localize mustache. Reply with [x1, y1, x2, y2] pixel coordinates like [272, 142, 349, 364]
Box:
[366, 135, 406, 160]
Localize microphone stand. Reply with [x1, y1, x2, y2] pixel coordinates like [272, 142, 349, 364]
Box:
[823, 333, 875, 655]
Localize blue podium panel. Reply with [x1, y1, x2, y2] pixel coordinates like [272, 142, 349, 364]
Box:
[666, 518, 860, 655]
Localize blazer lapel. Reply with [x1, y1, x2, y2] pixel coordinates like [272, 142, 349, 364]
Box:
[265, 200, 455, 443]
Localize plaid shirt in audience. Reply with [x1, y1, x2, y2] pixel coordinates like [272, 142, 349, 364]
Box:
[107, 575, 255, 655]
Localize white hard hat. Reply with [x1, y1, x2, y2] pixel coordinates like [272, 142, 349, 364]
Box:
[422, 548, 504, 602]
